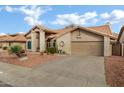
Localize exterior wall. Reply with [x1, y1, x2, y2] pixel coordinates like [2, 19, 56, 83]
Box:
[11, 42, 26, 50]
[119, 32, 124, 56]
[112, 43, 121, 56]
[31, 32, 38, 52]
[56, 33, 71, 54]
[109, 44, 112, 56]
[0, 42, 26, 49]
[123, 43, 124, 56]
[56, 29, 106, 56]
[26, 28, 45, 52]
[71, 29, 103, 41]
[39, 31, 45, 52]
[121, 43, 124, 56]
[104, 36, 112, 56]
[0, 42, 9, 47]
[119, 31, 124, 43]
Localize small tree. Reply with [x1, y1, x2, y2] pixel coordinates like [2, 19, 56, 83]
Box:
[8, 45, 23, 57]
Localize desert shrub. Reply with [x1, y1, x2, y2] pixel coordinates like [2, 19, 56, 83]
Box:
[46, 47, 57, 54]
[0, 46, 2, 49]
[8, 45, 23, 57]
[3, 46, 8, 50]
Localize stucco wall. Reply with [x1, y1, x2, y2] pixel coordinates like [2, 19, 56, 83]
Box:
[122, 44, 124, 56]
[31, 32, 39, 52]
[0, 42, 9, 47]
[119, 31, 124, 43]
[0, 42, 26, 49]
[56, 33, 71, 54]
[26, 28, 45, 52]
[112, 43, 121, 56]
[57, 29, 106, 55]
[39, 31, 45, 52]
[104, 36, 112, 56]
[11, 42, 26, 50]
[71, 29, 104, 41]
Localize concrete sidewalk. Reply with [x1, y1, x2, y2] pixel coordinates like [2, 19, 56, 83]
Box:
[0, 56, 106, 87]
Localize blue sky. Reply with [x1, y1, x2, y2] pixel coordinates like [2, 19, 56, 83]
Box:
[0, 5, 124, 35]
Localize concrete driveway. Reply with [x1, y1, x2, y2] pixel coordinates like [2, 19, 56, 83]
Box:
[0, 56, 106, 87]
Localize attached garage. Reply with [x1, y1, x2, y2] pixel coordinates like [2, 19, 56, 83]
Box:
[55, 25, 117, 56]
[71, 41, 104, 56]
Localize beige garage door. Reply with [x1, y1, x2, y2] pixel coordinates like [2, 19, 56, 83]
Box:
[71, 41, 104, 56]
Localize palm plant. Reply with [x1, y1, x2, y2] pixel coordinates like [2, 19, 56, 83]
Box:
[8, 45, 23, 57]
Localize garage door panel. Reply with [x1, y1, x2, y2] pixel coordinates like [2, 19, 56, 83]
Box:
[71, 41, 104, 56]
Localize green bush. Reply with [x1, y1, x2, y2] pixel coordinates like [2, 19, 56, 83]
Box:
[46, 47, 57, 54]
[3, 46, 8, 50]
[8, 45, 23, 57]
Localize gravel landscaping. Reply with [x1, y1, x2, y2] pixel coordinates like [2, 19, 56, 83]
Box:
[105, 56, 124, 87]
[0, 81, 12, 87]
[0, 51, 64, 68]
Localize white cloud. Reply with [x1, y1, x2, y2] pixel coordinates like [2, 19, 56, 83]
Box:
[24, 16, 42, 26]
[0, 33, 6, 36]
[17, 32, 25, 34]
[100, 10, 124, 24]
[19, 6, 44, 25]
[2, 6, 52, 26]
[51, 12, 98, 26]
[4, 6, 14, 12]
[100, 13, 110, 19]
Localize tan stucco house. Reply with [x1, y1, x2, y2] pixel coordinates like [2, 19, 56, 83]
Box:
[0, 34, 26, 49]
[25, 24, 117, 56]
[117, 26, 124, 56]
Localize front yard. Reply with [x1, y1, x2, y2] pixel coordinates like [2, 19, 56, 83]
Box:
[105, 56, 124, 87]
[0, 50, 64, 67]
[0, 47, 124, 87]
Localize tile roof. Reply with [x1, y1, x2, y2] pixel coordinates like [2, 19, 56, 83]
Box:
[25, 24, 117, 41]
[25, 25, 57, 36]
[12, 34, 26, 42]
[47, 25, 117, 40]
[0, 35, 13, 41]
[87, 24, 113, 35]
[0, 34, 26, 42]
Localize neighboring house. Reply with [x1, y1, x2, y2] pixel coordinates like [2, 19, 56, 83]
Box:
[116, 26, 124, 56]
[25, 24, 117, 56]
[0, 34, 26, 49]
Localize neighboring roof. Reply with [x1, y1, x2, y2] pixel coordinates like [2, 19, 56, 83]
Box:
[0, 34, 26, 42]
[12, 34, 26, 42]
[113, 32, 119, 38]
[0, 35, 13, 41]
[117, 26, 124, 41]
